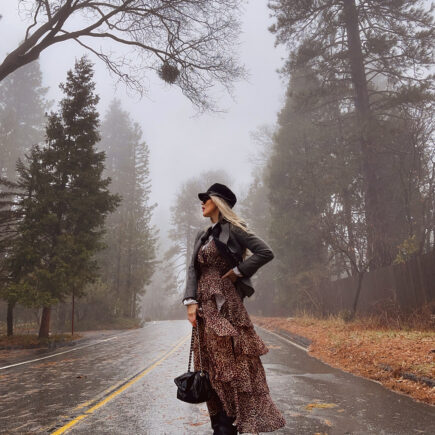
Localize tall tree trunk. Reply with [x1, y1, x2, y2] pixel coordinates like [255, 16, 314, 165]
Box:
[115, 217, 123, 316]
[342, 0, 391, 268]
[126, 213, 133, 319]
[132, 289, 137, 318]
[6, 301, 15, 336]
[342, 187, 358, 276]
[351, 271, 365, 320]
[58, 303, 67, 332]
[71, 290, 75, 336]
[38, 306, 51, 338]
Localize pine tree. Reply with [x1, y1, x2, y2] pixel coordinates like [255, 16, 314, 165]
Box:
[265, 62, 341, 310]
[98, 101, 135, 315]
[0, 60, 48, 180]
[264, 42, 433, 314]
[124, 129, 158, 318]
[99, 101, 157, 319]
[268, 0, 434, 267]
[8, 57, 120, 338]
[0, 177, 22, 335]
[0, 60, 49, 334]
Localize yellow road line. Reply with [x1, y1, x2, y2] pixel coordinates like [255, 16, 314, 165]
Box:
[51, 333, 190, 434]
[73, 380, 125, 410]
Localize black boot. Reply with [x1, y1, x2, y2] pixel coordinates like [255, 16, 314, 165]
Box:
[210, 412, 220, 430]
[210, 409, 238, 435]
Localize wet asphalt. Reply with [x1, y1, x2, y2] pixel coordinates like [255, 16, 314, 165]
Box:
[0, 320, 433, 434]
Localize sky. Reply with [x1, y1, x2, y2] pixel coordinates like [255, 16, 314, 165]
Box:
[0, 1, 287, 241]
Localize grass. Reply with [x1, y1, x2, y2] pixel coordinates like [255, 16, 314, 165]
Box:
[0, 333, 81, 349]
[73, 316, 143, 331]
[252, 311, 435, 405]
[0, 321, 39, 336]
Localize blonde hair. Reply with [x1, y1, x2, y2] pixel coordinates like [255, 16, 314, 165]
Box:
[209, 195, 253, 260]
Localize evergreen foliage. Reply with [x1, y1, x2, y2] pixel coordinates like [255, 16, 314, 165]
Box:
[0, 60, 49, 335]
[0, 60, 49, 180]
[6, 57, 120, 337]
[268, 0, 435, 267]
[98, 101, 158, 319]
[255, 2, 435, 311]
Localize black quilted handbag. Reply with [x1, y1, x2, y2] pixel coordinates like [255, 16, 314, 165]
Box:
[174, 324, 213, 403]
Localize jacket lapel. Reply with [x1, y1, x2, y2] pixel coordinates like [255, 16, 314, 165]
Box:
[193, 230, 206, 257]
[218, 220, 230, 245]
[193, 220, 230, 259]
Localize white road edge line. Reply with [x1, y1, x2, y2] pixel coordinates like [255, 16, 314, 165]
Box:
[255, 324, 308, 352]
[0, 328, 142, 371]
[0, 337, 119, 370]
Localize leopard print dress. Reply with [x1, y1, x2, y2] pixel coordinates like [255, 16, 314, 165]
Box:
[192, 238, 286, 434]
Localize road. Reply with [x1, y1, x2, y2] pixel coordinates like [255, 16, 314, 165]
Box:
[0, 320, 433, 434]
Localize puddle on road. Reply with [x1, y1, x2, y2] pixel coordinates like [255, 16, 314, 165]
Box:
[292, 373, 339, 382]
[264, 363, 338, 383]
[263, 363, 294, 374]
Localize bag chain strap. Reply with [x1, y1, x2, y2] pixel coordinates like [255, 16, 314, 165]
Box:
[187, 323, 204, 375]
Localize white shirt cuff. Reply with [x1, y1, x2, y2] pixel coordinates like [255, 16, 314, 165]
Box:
[232, 266, 243, 277]
[183, 298, 198, 305]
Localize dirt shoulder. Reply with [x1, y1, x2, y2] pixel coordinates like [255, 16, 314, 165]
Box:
[0, 333, 83, 349]
[0, 329, 121, 368]
[252, 315, 435, 406]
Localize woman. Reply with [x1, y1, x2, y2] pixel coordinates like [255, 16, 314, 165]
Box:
[182, 183, 286, 434]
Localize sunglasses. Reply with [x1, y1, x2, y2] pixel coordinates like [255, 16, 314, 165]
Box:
[200, 196, 210, 204]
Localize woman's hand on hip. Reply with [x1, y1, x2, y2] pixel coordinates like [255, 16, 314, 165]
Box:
[187, 303, 198, 327]
[221, 269, 238, 283]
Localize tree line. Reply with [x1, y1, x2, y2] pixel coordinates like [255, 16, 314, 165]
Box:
[163, 0, 434, 317]
[1, 1, 433, 324]
[262, 0, 434, 314]
[0, 57, 157, 337]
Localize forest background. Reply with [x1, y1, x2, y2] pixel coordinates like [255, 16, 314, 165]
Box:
[0, 1, 433, 338]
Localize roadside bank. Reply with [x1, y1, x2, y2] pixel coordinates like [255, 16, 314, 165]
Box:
[252, 315, 435, 405]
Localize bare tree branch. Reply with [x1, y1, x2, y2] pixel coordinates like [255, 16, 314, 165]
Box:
[1, 0, 246, 110]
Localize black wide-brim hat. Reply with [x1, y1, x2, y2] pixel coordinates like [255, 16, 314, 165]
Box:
[198, 183, 237, 208]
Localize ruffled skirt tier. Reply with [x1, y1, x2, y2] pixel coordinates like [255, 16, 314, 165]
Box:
[192, 240, 286, 433]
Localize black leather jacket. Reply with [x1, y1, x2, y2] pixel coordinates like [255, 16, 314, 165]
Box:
[182, 219, 274, 302]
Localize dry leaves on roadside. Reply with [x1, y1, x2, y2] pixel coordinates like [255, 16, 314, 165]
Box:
[252, 315, 435, 405]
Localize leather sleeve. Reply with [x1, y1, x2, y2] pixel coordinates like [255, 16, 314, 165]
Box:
[182, 230, 203, 303]
[230, 226, 274, 278]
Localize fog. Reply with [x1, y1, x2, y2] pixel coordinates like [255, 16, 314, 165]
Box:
[0, 4, 434, 430]
[0, 1, 433, 329]
[0, 0, 286, 238]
